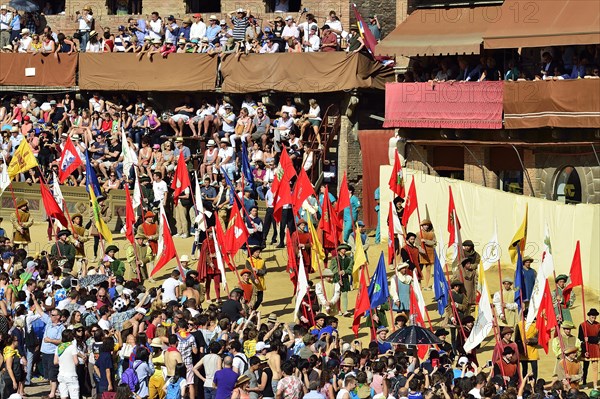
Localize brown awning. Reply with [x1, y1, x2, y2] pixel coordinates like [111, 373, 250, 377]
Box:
[503, 80, 600, 129]
[376, 6, 496, 57]
[220, 52, 393, 93]
[79, 53, 218, 91]
[483, 0, 600, 49]
[0, 53, 77, 87]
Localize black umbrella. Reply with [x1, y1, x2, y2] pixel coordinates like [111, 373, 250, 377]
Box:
[386, 325, 443, 346]
[8, 0, 39, 12]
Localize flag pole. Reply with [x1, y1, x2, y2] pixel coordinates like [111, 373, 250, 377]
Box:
[443, 261, 468, 341]
[551, 269, 571, 384]
[497, 258, 505, 314]
[490, 304, 508, 381]
[363, 264, 378, 339]
[580, 273, 589, 355]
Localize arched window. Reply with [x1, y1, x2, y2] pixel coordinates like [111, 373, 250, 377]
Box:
[553, 166, 582, 204]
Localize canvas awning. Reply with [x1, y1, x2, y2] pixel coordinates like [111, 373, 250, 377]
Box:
[376, 6, 497, 57]
[483, 0, 600, 49]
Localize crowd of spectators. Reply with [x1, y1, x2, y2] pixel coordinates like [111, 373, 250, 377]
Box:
[0, 5, 375, 55]
[399, 45, 600, 83]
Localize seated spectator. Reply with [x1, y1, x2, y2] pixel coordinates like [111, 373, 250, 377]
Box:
[17, 29, 32, 53]
[320, 25, 337, 52]
[273, 111, 294, 150]
[287, 37, 302, 53]
[282, 16, 299, 43]
[214, 104, 235, 143]
[56, 33, 76, 53]
[252, 107, 271, 149]
[230, 107, 253, 146]
[346, 25, 364, 54]
[303, 25, 320, 52]
[540, 51, 559, 78]
[113, 25, 131, 52]
[190, 13, 206, 41]
[160, 39, 176, 57]
[206, 15, 221, 43]
[504, 59, 520, 81]
[86, 31, 102, 53]
[168, 98, 195, 137]
[40, 33, 55, 54]
[325, 11, 343, 37]
[479, 57, 501, 81]
[260, 38, 279, 54]
[434, 59, 454, 81]
[28, 34, 43, 54]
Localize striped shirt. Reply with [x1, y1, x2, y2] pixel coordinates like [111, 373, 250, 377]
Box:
[231, 16, 248, 41]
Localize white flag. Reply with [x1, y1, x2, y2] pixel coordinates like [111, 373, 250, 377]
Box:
[132, 169, 142, 210]
[156, 202, 168, 260]
[122, 128, 138, 178]
[194, 172, 212, 231]
[526, 223, 554, 328]
[294, 255, 309, 318]
[412, 269, 426, 319]
[464, 265, 494, 353]
[212, 228, 228, 288]
[0, 154, 10, 197]
[482, 219, 501, 270]
[52, 172, 65, 229]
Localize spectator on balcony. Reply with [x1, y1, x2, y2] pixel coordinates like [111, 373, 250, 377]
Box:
[434, 59, 454, 82]
[346, 25, 364, 54]
[562, 55, 587, 79]
[102, 28, 115, 52]
[23, 11, 39, 35]
[42, 26, 58, 42]
[179, 18, 192, 41]
[1, 6, 14, 49]
[479, 57, 501, 81]
[504, 59, 520, 81]
[40, 34, 55, 54]
[16, 28, 31, 53]
[206, 15, 221, 43]
[147, 12, 163, 41]
[368, 16, 381, 41]
[164, 15, 180, 43]
[320, 25, 337, 52]
[230, 8, 250, 42]
[303, 25, 320, 53]
[282, 16, 299, 43]
[540, 51, 559, 79]
[76, 6, 94, 52]
[287, 37, 302, 53]
[126, 18, 146, 42]
[191, 14, 206, 41]
[298, 13, 317, 42]
[160, 39, 176, 57]
[300, 99, 321, 145]
[86, 30, 102, 53]
[114, 26, 131, 52]
[261, 38, 279, 53]
[325, 11, 343, 37]
[27, 33, 42, 53]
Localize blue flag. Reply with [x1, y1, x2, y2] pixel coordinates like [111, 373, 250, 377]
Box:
[241, 141, 255, 189]
[220, 167, 244, 208]
[85, 150, 102, 197]
[514, 244, 524, 310]
[368, 253, 389, 309]
[433, 249, 450, 317]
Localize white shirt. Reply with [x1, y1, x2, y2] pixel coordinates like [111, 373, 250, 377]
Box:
[190, 21, 206, 40]
[241, 101, 256, 116]
[162, 277, 182, 302]
[0, 12, 12, 30]
[153, 179, 169, 203]
[305, 34, 320, 52]
[218, 147, 234, 165]
[282, 24, 299, 39]
[221, 112, 236, 133]
[260, 42, 279, 53]
[18, 37, 32, 53]
[165, 23, 179, 43]
[232, 352, 248, 373]
[86, 41, 101, 53]
[468, 387, 482, 399]
[98, 318, 112, 331]
[78, 14, 93, 31]
[56, 343, 78, 377]
[325, 19, 343, 34]
[148, 19, 163, 39]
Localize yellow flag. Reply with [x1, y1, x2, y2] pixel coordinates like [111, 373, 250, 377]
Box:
[307, 216, 324, 261]
[352, 225, 368, 287]
[7, 139, 38, 180]
[508, 204, 528, 265]
[90, 188, 113, 243]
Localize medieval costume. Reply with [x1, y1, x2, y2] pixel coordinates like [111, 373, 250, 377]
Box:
[493, 277, 519, 328]
[579, 308, 599, 388]
[554, 274, 575, 324]
[417, 219, 436, 290]
[389, 262, 411, 314]
[11, 198, 33, 247]
[125, 233, 153, 281]
[552, 322, 582, 376]
[329, 244, 353, 316]
[454, 257, 477, 306]
[137, 211, 159, 255]
[315, 268, 341, 316]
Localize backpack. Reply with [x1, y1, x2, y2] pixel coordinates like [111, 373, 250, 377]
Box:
[24, 316, 39, 351]
[234, 354, 248, 374]
[165, 377, 184, 399]
[120, 361, 141, 392]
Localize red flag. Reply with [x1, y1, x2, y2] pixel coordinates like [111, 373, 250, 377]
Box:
[388, 150, 405, 199]
[351, 4, 378, 57]
[286, 229, 298, 291]
[197, 238, 209, 281]
[336, 172, 350, 214]
[225, 201, 248, 255]
[124, 185, 135, 244]
[536, 280, 558, 353]
[401, 180, 418, 227]
[171, 152, 191, 205]
[57, 137, 82, 183]
[447, 187, 461, 247]
[279, 147, 297, 183]
[151, 214, 178, 276]
[410, 284, 428, 358]
[215, 219, 236, 271]
[319, 186, 339, 247]
[352, 267, 371, 337]
[273, 175, 293, 222]
[40, 183, 69, 227]
[563, 241, 582, 304]
[292, 168, 315, 215]
[388, 202, 395, 265]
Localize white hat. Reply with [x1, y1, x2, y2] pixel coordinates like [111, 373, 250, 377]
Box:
[21, 28, 30, 35]
[220, 19, 226, 25]
[11, 119, 18, 124]
[180, 255, 190, 262]
[122, 288, 133, 297]
[209, 14, 218, 21]
[0, 5, 7, 10]
[458, 356, 469, 365]
[396, 262, 409, 271]
[285, 15, 293, 21]
[84, 300, 97, 309]
[135, 307, 147, 316]
[236, 8, 245, 13]
[207, 139, 216, 146]
[256, 342, 270, 352]
[8, 394, 23, 399]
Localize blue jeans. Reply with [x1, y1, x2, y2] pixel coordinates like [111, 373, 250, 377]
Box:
[79, 31, 90, 52]
[204, 387, 216, 399]
[25, 347, 35, 385]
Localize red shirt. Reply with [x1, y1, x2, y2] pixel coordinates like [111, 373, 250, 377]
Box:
[146, 323, 157, 340]
[321, 33, 337, 52]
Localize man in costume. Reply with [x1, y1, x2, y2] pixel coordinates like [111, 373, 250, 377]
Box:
[329, 243, 353, 317]
[389, 262, 411, 315]
[70, 213, 89, 274]
[50, 229, 76, 269]
[89, 195, 112, 261]
[454, 257, 477, 306]
[315, 268, 340, 316]
[557, 347, 584, 385]
[137, 211, 159, 255]
[125, 233, 153, 281]
[11, 198, 33, 248]
[492, 327, 521, 377]
[554, 274, 575, 324]
[445, 280, 469, 351]
[295, 219, 312, 274]
[105, 245, 125, 277]
[522, 256, 536, 303]
[553, 321, 582, 376]
[493, 277, 519, 328]
[401, 232, 421, 280]
[417, 219, 436, 290]
[245, 246, 266, 310]
[579, 308, 599, 389]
